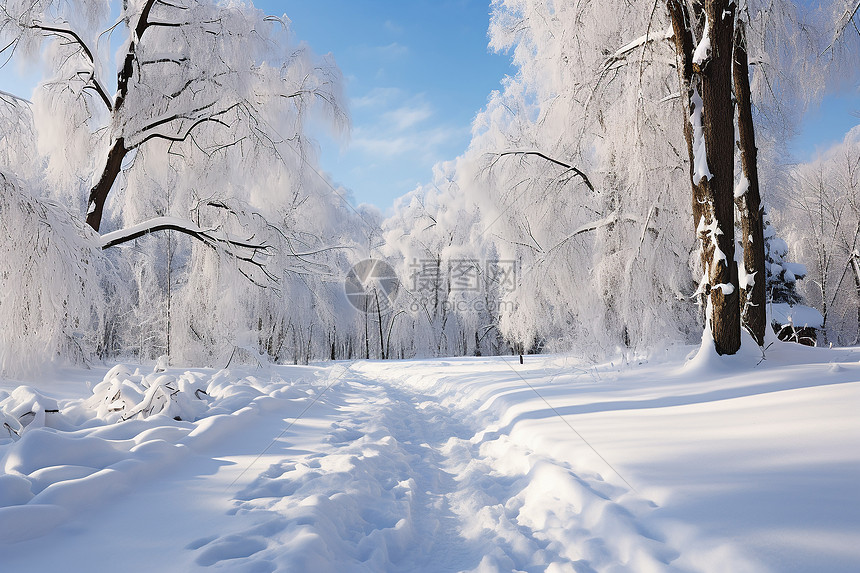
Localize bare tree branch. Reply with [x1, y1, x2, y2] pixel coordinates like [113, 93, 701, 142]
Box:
[30, 23, 113, 111]
[825, 1, 860, 55]
[488, 150, 595, 191]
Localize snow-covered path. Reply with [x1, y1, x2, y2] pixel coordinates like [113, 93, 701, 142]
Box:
[200, 367, 483, 571]
[1, 342, 859, 572]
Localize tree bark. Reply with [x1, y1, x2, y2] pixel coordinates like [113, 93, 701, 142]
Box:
[733, 21, 767, 346]
[668, 0, 709, 277]
[668, 0, 740, 355]
[85, 0, 157, 231]
[699, 0, 740, 355]
[86, 138, 128, 231]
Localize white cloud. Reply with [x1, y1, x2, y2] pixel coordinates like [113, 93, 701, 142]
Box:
[352, 42, 409, 61]
[352, 124, 466, 161]
[348, 88, 468, 163]
[375, 42, 409, 58]
[383, 20, 404, 35]
[351, 87, 403, 109]
[383, 104, 433, 131]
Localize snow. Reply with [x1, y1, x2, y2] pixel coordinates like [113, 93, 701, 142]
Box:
[98, 216, 215, 248]
[1, 348, 858, 572]
[711, 282, 734, 295]
[690, 86, 713, 184]
[607, 27, 675, 63]
[734, 175, 749, 199]
[783, 261, 807, 281]
[770, 303, 824, 328]
[693, 16, 711, 66]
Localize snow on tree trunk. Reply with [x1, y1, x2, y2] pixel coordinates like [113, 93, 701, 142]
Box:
[669, 0, 740, 355]
[733, 22, 766, 346]
[668, 0, 707, 297]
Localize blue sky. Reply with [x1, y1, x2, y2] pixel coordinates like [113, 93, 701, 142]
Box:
[788, 91, 860, 158]
[1, 1, 858, 210]
[271, 0, 513, 210]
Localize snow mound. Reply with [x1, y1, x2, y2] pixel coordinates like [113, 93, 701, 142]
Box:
[0, 366, 312, 544]
[769, 302, 823, 329]
[85, 364, 213, 423]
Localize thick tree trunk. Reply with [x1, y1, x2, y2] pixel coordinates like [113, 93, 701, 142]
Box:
[668, 0, 740, 355]
[84, 1, 156, 231]
[86, 137, 128, 231]
[700, 0, 739, 355]
[733, 22, 767, 346]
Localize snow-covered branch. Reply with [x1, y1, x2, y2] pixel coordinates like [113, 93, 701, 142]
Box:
[0, 88, 30, 105]
[826, 1, 860, 55]
[100, 216, 274, 279]
[30, 23, 113, 111]
[488, 150, 595, 191]
[601, 26, 674, 71]
[544, 211, 648, 256]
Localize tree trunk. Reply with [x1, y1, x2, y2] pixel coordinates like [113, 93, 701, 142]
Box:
[700, 0, 740, 355]
[668, 0, 740, 355]
[668, 1, 704, 230]
[733, 21, 767, 346]
[86, 137, 128, 231]
[668, 0, 709, 288]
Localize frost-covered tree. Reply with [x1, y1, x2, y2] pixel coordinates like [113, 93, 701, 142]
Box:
[380, 163, 510, 359]
[461, 0, 704, 358]
[667, 0, 743, 353]
[1, 0, 363, 370]
[458, 0, 837, 357]
[1, 0, 345, 235]
[784, 126, 860, 344]
[0, 173, 110, 376]
[665, 0, 844, 351]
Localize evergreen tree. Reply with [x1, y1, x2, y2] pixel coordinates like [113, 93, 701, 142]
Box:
[763, 207, 805, 305]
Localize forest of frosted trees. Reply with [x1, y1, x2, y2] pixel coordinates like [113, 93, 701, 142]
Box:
[1, 0, 859, 377]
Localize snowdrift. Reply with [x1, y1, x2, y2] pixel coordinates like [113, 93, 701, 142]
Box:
[0, 342, 857, 572]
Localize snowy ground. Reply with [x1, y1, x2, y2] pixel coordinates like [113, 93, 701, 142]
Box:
[0, 339, 858, 572]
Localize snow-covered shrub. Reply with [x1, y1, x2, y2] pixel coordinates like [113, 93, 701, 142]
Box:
[0, 173, 107, 378]
[763, 207, 805, 305]
[85, 364, 212, 423]
[0, 386, 62, 444]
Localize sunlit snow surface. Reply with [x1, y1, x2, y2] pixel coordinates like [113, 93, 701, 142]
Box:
[1, 339, 858, 572]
